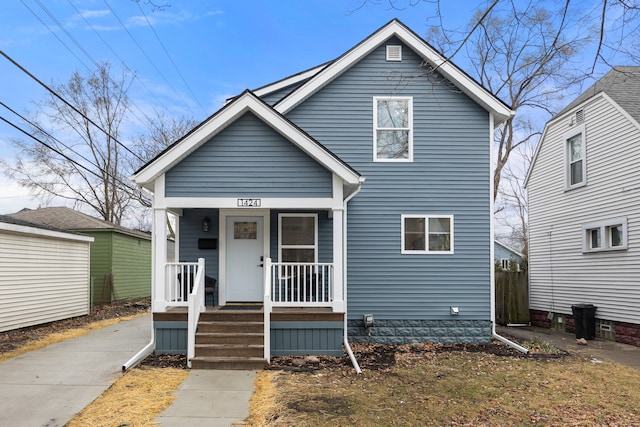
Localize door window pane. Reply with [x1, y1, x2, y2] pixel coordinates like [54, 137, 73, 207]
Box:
[234, 222, 257, 240]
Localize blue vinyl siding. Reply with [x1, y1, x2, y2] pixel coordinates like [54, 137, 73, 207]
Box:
[165, 112, 333, 198]
[286, 38, 492, 321]
[178, 209, 220, 286]
[260, 81, 306, 105]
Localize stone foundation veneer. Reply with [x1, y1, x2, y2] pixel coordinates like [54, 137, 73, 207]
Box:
[347, 319, 492, 344]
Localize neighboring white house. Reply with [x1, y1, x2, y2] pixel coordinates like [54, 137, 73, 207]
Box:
[525, 66, 640, 346]
[0, 214, 94, 332]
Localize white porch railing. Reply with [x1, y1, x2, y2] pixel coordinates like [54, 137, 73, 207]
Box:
[165, 261, 200, 306]
[187, 258, 205, 368]
[268, 261, 334, 306]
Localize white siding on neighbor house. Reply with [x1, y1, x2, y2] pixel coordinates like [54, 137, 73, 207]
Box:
[0, 228, 92, 332]
[528, 93, 640, 324]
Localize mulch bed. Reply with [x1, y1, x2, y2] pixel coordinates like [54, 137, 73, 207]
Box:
[2, 303, 566, 371]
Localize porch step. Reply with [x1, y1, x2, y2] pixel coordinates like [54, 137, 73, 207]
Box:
[197, 321, 263, 334]
[196, 332, 264, 345]
[190, 357, 268, 370]
[195, 343, 264, 358]
[192, 308, 266, 370]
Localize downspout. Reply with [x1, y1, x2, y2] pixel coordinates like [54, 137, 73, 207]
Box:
[342, 182, 364, 374]
[489, 112, 528, 354]
[122, 322, 155, 372]
[122, 196, 159, 371]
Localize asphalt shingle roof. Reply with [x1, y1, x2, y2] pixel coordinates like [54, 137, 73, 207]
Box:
[8, 207, 149, 239]
[557, 66, 640, 122]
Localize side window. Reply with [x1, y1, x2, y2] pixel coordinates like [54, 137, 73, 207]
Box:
[565, 125, 586, 189]
[402, 215, 453, 254]
[373, 97, 413, 162]
[582, 218, 627, 252]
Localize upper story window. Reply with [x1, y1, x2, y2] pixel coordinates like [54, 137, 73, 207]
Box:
[279, 214, 317, 263]
[565, 125, 586, 189]
[582, 218, 627, 253]
[373, 97, 413, 162]
[401, 215, 453, 254]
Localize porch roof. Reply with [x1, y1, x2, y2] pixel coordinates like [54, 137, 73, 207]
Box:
[132, 91, 363, 194]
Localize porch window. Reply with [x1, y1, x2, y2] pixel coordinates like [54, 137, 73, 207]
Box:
[373, 96, 413, 162]
[279, 214, 318, 262]
[401, 215, 453, 254]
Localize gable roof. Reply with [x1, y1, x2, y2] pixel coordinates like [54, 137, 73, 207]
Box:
[525, 66, 640, 187]
[494, 240, 524, 258]
[273, 19, 514, 124]
[555, 66, 640, 123]
[132, 90, 363, 192]
[8, 207, 149, 239]
[0, 213, 94, 242]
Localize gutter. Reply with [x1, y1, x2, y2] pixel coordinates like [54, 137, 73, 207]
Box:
[342, 182, 364, 374]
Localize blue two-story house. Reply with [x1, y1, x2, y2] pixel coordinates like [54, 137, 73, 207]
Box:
[131, 19, 514, 369]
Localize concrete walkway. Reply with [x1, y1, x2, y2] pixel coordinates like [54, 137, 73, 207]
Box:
[155, 369, 257, 427]
[0, 314, 151, 427]
[497, 325, 640, 369]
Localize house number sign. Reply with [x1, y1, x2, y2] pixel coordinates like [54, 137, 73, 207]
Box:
[237, 198, 261, 207]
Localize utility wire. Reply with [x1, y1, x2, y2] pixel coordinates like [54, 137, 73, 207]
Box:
[18, 0, 92, 71]
[0, 49, 144, 163]
[0, 100, 138, 196]
[135, 1, 208, 116]
[23, 0, 152, 130]
[0, 110, 148, 204]
[65, 0, 174, 121]
[103, 0, 198, 115]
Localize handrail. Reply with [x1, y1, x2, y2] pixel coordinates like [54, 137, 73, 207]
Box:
[187, 258, 206, 368]
[263, 257, 272, 363]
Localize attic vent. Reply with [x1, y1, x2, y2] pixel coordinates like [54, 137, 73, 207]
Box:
[575, 109, 585, 124]
[386, 45, 402, 61]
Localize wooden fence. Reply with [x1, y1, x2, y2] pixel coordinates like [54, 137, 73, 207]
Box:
[495, 271, 529, 325]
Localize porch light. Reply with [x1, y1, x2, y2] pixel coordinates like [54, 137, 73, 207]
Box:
[202, 217, 210, 232]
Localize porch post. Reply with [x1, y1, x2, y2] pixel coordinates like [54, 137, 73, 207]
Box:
[153, 207, 168, 311]
[332, 208, 345, 312]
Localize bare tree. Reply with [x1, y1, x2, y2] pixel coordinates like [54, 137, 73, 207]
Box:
[133, 110, 198, 164]
[2, 62, 138, 224]
[428, 2, 591, 200]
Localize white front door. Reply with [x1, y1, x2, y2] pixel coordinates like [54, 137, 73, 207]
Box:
[225, 216, 264, 302]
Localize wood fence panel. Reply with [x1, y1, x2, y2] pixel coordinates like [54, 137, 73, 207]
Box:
[495, 272, 530, 325]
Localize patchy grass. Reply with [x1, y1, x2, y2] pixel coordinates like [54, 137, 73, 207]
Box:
[66, 367, 189, 427]
[249, 351, 640, 426]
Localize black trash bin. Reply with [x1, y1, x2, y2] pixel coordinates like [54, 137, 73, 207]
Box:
[571, 304, 597, 340]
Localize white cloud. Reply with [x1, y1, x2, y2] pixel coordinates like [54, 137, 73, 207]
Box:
[78, 9, 111, 19]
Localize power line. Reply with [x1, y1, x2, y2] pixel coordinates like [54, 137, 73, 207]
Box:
[0, 108, 148, 204]
[0, 49, 144, 163]
[65, 0, 175, 122]
[135, 1, 208, 115]
[18, 0, 93, 71]
[23, 0, 154, 131]
[103, 0, 199, 115]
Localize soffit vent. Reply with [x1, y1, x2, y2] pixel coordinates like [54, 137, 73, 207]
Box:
[386, 45, 402, 62]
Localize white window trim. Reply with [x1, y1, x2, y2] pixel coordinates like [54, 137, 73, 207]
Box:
[373, 96, 413, 162]
[278, 213, 318, 263]
[564, 124, 587, 190]
[401, 214, 454, 254]
[582, 217, 628, 253]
